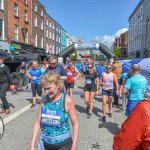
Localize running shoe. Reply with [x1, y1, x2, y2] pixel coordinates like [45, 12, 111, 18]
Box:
[31, 104, 36, 108]
[108, 113, 112, 118]
[87, 113, 92, 119]
[102, 116, 106, 122]
[87, 106, 89, 113]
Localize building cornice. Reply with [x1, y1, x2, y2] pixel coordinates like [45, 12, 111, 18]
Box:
[128, 0, 144, 21]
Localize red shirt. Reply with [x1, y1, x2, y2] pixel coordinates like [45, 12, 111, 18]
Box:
[66, 66, 76, 83]
[113, 100, 150, 150]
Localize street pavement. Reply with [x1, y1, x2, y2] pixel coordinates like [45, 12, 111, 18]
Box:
[0, 80, 126, 150]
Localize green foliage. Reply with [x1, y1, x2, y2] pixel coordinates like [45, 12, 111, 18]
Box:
[113, 48, 122, 58]
[69, 50, 78, 62]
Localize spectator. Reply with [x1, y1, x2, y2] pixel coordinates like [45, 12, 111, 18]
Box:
[123, 64, 148, 116]
[0, 56, 14, 114]
[45, 55, 67, 81]
[113, 100, 150, 150]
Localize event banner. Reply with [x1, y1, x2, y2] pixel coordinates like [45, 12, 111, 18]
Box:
[120, 58, 150, 97]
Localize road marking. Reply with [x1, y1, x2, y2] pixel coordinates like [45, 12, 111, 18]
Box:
[3, 104, 32, 125]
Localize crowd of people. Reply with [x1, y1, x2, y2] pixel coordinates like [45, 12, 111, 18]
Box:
[0, 54, 149, 149]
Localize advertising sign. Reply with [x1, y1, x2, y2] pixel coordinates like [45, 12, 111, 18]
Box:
[75, 44, 99, 50]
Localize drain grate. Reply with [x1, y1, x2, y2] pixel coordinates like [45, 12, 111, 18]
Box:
[92, 142, 101, 149]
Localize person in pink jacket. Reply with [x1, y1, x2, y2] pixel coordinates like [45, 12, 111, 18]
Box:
[113, 99, 150, 150]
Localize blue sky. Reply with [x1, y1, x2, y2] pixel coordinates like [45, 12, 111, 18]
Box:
[40, 0, 140, 46]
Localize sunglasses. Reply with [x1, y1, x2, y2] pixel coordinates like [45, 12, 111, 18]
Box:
[107, 67, 112, 69]
[50, 63, 56, 65]
[88, 67, 93, 69]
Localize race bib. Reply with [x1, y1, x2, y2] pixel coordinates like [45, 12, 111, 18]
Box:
[32, 76, 37, 80]
[41, 109, 61, 126]
[105, 81, 112, 88]
[86, 79, 92, 84]
[67, 72, 72, 76]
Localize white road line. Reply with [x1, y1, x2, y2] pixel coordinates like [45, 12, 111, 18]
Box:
[3, 104, 32, 125]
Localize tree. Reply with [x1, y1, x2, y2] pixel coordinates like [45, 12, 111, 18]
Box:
[69, 50, 78, 62]
[113, 48, 121, 58]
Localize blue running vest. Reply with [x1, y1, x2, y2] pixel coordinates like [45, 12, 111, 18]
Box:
[41, 93, 71, 144]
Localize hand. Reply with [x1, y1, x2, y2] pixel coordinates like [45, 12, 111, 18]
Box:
[30, 144, 35, 150]
[82, 82, 86, 86]
[71, 143, 76, 150]
[101, 82, 105, 86]
[95, 90, 99, 96]
[116, 90, 119, 96]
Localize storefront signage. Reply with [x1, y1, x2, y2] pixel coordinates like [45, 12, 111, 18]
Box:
[75, 44, 99, 50]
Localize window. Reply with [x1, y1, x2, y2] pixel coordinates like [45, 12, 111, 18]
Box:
[14, 25, 18, 41]
[34, 3, 37, 12]
[34, 33, 37, 46]
[0, 19, 4, 40]
[52, 33, 54, 40]
[46, 20, 48, 26]
[46, 43, 48, 52]
[0, 0, 4, 10]
[41, 36, 43, 48]
[14, 3, 18, 17]
[49, 31, 51, 39]
[41, 21, 43, 30]
[41, 10, 43, 17]
[59, 29, 60, 33]
[24, 0, 27, 5]
[46, 29, 48, 38]
[59, 37, 60, 43]
[25, 31, 28, 43]
[34, 16, 37, 27]
[24, 10, 28, 22]
[49, 22, 51, 28]
[52, 24, 54, 30]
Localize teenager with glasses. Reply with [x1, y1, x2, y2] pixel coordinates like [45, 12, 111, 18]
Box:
[79, 63, 99, 119]
[100, 64, 119, 122]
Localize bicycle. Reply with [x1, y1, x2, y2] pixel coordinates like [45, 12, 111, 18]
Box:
[0, 116, 4, 140]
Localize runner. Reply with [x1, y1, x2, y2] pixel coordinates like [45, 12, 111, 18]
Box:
[79, 63, 99, 119]
[100, 64, 119, 122]
[27, 60, 45, 108]
[30, 72, 78, 150]
[65, 60, 79, 98]
[123, 64, 148, 116]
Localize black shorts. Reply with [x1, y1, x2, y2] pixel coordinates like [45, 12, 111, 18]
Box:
[31, 83, 42, 97]
[65, 82, 74, 89]
[44, 138, 72, 150]
[84, 86, 96, 92]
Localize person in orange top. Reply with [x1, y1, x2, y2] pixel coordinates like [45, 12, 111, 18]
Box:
[113, 99, 150, 150]
[65, 59, 79, 98]
[112, 56, 122, 107]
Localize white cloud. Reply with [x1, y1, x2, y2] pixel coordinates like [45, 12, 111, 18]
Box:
[71, 28, 128, 48]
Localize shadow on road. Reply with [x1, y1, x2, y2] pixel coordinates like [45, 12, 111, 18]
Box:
[93, 106, 102, 118]
[98, 122, 120, 135]
[78, 86, 84, 90]
[9, 103, 15, 108]
[75, 104, 87, 114]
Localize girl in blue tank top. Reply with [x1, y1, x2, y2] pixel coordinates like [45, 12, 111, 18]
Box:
[30, 71, 78, 150]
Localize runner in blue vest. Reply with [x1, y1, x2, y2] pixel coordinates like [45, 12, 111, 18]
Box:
[30, 71, 78, 150]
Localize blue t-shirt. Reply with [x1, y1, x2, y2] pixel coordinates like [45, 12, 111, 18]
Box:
[28, 67, 45, 84]
[45, 64, 67, 76]
[124, 74, 148, 101]
[79, 64, 88, 73]
[98, 65, 106, 78]
[120, 72, 128, 85]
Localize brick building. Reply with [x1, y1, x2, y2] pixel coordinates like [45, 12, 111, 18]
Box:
[0, 0, 8, 40]
[8, 0, 32, 44]
[32, 0, 45, 50]
[45, 13, 55, 54]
